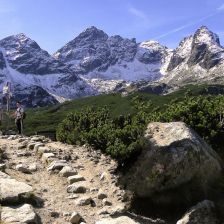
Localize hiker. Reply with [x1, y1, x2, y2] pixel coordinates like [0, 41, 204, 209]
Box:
[15, 101, 24, 134]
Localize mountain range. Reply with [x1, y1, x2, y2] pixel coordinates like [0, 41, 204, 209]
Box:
[0, 26, 223, 107]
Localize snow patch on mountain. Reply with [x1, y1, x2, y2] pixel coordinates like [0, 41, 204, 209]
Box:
[84, 58, 162, 82]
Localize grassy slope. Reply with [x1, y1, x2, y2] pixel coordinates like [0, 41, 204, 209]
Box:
[1, 84, 224, 135]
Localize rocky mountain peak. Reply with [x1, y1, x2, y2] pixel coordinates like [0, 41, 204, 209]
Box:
[65, 26, 108, 48]
[14, 33, 31, 42]
[187, 26, 224, 69]
[166, 26, 224, 72]
[0, 33, 41, 52]
[53, 26, 109, 64]
[0, 33, 76, 78]
[194, 26, 220, 45]
[78, 26, 108, 41]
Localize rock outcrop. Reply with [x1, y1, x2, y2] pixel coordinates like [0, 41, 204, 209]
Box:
[123, 122, 222, 204]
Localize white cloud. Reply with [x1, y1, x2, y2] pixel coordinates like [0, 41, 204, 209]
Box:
[128, 6, 148, 20]
[154, 24, 191, 39]
[154, 12, 219, 40]
[217, 3, 224, 11]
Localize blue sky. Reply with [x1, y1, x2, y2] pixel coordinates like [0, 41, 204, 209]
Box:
[0, 0, 224, 53]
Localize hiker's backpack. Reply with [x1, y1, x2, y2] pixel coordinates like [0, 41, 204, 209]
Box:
[23, 112, 26, 119]
[19, 108, 26, 119]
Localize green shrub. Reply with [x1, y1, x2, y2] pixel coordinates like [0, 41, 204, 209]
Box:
[57, 93, 224, 167]
[56, 106, 146, 165]
[148, 95, 224, 153]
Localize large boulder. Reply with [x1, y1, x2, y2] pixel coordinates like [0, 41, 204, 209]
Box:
[176, 200, 219, 224]
[1, 204, 38, 224]
[123, 122, 221, 204]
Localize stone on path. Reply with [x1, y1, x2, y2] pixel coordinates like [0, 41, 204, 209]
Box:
[16, 164, 30, 173]
[34, 143, 45, 152]
[31, 136, 45, 142]
[28, 163, 38, 172]
[37, 146, 52, 154]
[17, 151, 32, 157]
[0, 176, 33, 203]
[97, 189, 108, 200]
[27, 142, 37, 149]
[68, 175, 85, 184]
[1, 204, 38, 224]
[70, 212, 82, 224]
[42, 152, 56, 163]
[0, 171, 11, 179]
[59, 165, 78, 177]
[47, 160, 67, 171]
[102, 198, 112, 206]
[67, 182, 88, 193]
[75, 196, 92, 206]
[0, 163, 6, 171]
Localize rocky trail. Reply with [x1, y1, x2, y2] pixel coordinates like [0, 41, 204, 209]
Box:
[0, 122, 223, 224]
[0, 134, 162, 224]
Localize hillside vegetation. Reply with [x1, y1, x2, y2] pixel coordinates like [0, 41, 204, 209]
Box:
[1, 84, 224, 165]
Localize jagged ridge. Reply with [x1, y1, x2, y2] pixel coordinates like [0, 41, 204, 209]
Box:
[0, 25, 223, 107]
